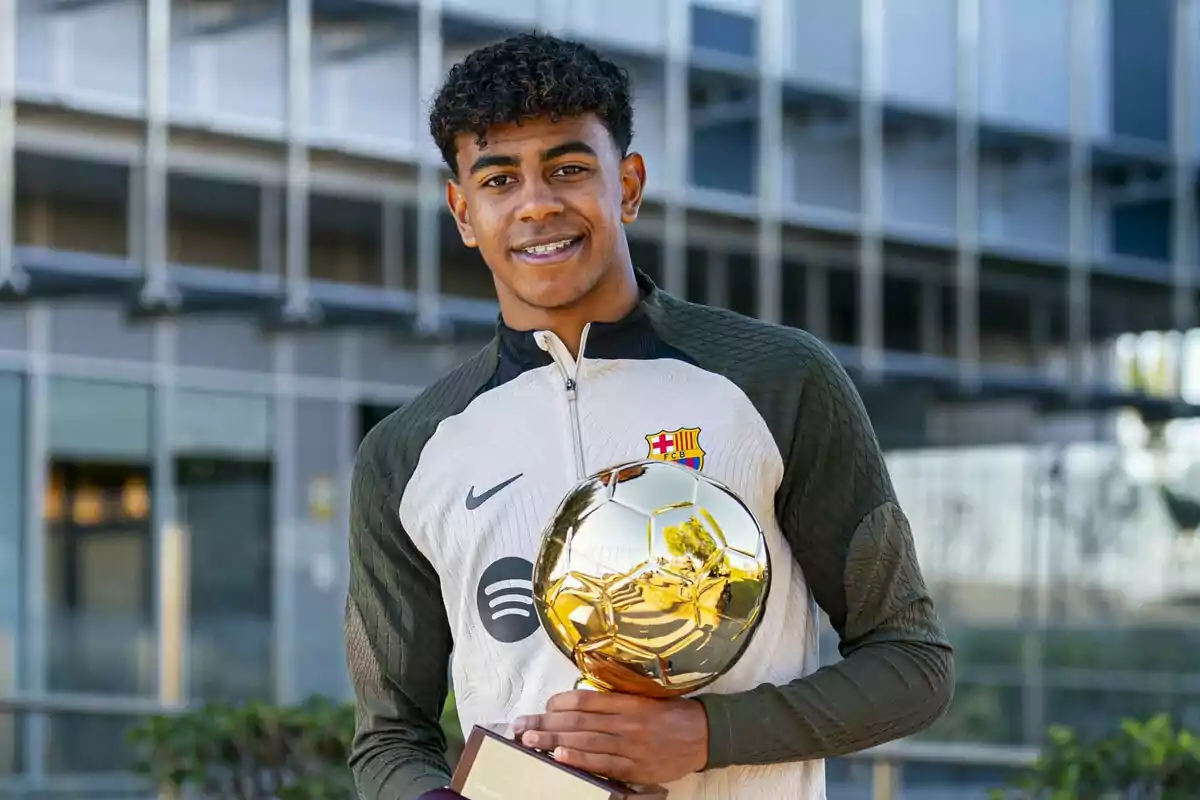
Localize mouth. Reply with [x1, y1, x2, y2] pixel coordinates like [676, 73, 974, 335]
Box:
[512, 235, 585, 265]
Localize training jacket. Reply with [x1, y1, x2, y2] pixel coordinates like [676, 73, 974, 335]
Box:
[345, 272, 954, 800]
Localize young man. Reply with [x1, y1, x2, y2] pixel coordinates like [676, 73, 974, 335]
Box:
[346, 33, 954, 800]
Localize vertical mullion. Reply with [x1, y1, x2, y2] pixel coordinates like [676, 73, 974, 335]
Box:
[139, 0, 173, 307]
[956, 0, 981, 390]
[755, 0, 785, 324]
[0, 0, 19, 293]
[416, 0, 443, 335]
[859, 0, 885, 378]
[1066, 0, 1094, 397]
[1172, 0, 1197, 400]
[662, 0, 690, 298]
[284, 0, 313, 322]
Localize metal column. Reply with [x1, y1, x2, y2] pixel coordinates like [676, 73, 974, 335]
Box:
[138, 0, 184, 711]
[1066, 0, 1094, 396]
[1172, 0, 1197, 387]
[955, 0, 981, 390]
[152, 319, 183, 708]
[859, 0, 885, 378]
[19, 206, 51, 778]
[0, 0, 19, 294]
[662, 0, 690, 298]
[139, 0, 173, 308]
[284, 0, 314, 322]
[755, 0, 785, 324]
[416, 0, 444, 335]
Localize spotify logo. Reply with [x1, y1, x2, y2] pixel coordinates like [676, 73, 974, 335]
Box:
[476, 556, 538, 643]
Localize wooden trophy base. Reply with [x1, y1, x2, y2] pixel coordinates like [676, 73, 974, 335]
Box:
[450, 725, 668, 800]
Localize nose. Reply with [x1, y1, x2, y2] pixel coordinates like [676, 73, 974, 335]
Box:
[515, 179, 564, 222]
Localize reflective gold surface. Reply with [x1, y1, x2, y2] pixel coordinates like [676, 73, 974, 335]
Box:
[532, 461, 771, 698]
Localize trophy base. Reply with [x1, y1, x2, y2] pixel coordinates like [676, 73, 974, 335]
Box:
[450, 725, 668, 800]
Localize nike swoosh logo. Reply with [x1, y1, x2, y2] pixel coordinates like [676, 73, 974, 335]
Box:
[466, 474, 523, 510]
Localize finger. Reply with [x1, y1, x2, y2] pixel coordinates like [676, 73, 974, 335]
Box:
[551, 747, 637, 782]
[545, 690, 646, 715]
[519, 710, 629, 735]
[521, 730, 626, 757]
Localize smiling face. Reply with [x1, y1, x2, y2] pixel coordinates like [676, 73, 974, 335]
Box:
[446, 113, 647, 332]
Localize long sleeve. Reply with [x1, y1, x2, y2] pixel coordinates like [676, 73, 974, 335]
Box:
[695, 339, 955, 768]
[345, 423, 454, 799]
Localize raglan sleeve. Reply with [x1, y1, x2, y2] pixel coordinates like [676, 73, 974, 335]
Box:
[345, 422, 455, 799]
[694, 337, 955, 768]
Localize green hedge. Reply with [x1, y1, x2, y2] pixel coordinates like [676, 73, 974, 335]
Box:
[128, 694, 463, 799]
[991, 715, 1200, 800]
[127, 697, 1198, 799]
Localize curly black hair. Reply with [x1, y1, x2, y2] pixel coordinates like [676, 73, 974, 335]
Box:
[429, 32, 634, 175]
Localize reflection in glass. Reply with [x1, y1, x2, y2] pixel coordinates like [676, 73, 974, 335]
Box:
[45, 463, 156, 696]
[920, 680, 1025, 746]
[1044, 686, 1177, 742]
[44, 713, 141, 774]
[0, 711, 21, 776]
[179, 457, 274, 702]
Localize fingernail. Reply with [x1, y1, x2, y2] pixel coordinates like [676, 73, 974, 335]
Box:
[513, 716, 529, 731]
[523, 732, 540, 747]
[553, 747, 566, 760]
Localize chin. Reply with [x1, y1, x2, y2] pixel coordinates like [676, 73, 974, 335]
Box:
[520, 281, 594, 312]
[507, 265, 600, 312]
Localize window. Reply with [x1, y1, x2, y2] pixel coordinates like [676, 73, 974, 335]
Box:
[173, 390, 273, 703]
[45, 379, 154, 697]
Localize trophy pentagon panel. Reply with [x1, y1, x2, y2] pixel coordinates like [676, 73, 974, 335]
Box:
[532, 460, 771, 699]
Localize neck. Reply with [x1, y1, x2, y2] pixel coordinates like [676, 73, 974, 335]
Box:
[501, 267, 641, 358]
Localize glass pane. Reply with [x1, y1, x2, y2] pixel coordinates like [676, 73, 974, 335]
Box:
[0, 711, 22, 776]
[48, 379, 151, 460]
[825, 757, 876, 799]
[1044, 686, 1171, 742]
[45, 463, 156, 696]
[290, 400, 348, 699]
[44, 713, 142, 774]
[172, 390, 271, 457]
[920, 680, 1025, 746]
[0, 374, 22, 694]
[179, 458, 273, 703]
[1041, 626, 1200, 674]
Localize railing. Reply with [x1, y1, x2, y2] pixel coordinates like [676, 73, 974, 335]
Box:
[0, 695, 1040, 799]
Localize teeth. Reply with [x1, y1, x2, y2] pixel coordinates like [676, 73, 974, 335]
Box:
[523, 239, 575, 255]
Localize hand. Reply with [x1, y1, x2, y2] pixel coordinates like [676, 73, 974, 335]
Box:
[513, 690, 709, 786]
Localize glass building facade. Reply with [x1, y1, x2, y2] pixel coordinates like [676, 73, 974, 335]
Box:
[1, 0, 1200, 796]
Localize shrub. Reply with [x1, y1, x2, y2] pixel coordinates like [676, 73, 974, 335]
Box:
[128, 694, 464, 799]
[992, 715, 1200, 800]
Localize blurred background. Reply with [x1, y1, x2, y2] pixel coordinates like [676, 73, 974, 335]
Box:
[1, 0, 1199, 797]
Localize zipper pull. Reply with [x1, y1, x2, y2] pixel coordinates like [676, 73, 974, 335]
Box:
[565, 378, 577, 393]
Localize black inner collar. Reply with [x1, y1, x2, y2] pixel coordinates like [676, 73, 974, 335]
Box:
[494, 271, 663, 369]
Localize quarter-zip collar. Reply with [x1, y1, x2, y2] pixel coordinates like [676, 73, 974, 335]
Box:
[494, 270, 662, 371]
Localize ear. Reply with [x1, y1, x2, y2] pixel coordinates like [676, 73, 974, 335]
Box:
[618, 152, 647, 225]
[446, 180, 477, 248]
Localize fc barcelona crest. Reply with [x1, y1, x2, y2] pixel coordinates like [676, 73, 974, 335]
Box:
[645, 427, 705, 471]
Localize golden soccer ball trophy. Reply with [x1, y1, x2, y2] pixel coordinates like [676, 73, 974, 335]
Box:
[533, 460, 772, 698]
[451, 460, 771, 800]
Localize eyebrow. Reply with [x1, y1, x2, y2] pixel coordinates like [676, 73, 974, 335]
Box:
[467, 140, 599, 176]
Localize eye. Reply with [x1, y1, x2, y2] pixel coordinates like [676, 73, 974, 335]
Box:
[482, 174, 515, 188]
[554, 165, 588, 177]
